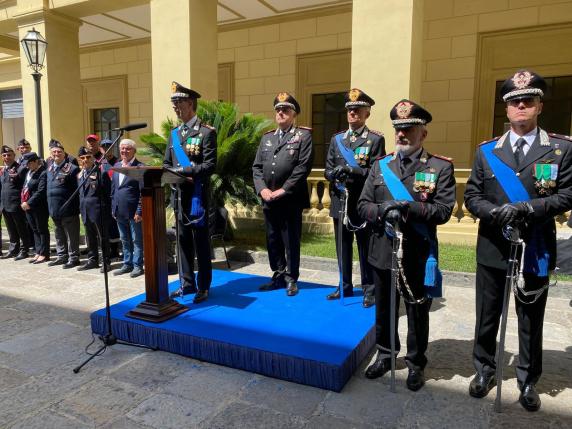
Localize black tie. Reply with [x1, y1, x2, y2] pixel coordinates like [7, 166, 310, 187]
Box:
[514, 138, 526, 166]
[400, 157, 411, 176]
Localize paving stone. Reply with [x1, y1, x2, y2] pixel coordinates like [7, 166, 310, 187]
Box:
[8, 409, 91, 429]
[239, 376, 327, 418]
[127, 393, 217, 429]
[53, 377, 152, 426]
[163, 362, 254, 406]
[202, 400, 308, 429]
[0, 322, 80, 354]
[303, 414, 376, 429]
[101, 416, 155, 429]
[0, 365, 30, 391]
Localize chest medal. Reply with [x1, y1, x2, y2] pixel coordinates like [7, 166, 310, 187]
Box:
[413, 171, 436, 201]
[185, 137, 201, 156]
[353, 146, 370, 165]
[533, 163, 558, 195]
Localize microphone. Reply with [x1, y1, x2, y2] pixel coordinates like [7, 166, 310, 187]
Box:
[112, 123, 147, 132]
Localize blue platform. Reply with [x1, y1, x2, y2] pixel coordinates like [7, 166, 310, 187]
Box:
[91, 269, 375, 391]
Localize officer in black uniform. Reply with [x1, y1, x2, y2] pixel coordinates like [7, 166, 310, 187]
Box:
[45, 139, 79, 168]
[16, 139, 32, 166]
[0, 145, 32, 260]
[324, 88, 385, 307]
[358, 100, 455, 391]
[464, 70, 572, 412]
[46, 140, 81, 269]
[253, 92, 313, 297]
[77, 147, 112, 271]
[165, 82, 216, 304]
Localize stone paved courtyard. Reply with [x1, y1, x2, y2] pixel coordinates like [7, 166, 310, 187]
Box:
[0, 253, 571, 428]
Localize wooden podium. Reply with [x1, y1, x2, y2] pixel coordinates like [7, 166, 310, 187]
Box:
[112, 166, 190, 322]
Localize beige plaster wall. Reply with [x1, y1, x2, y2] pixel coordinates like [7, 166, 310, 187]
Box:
[217, 12, 352, 121]
[420, 0, 572, 168]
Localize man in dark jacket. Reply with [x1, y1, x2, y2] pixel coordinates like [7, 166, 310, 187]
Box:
[20, 152, 49, 263]
[252, 92, 313, 297]
[358, 100, 455, 392]
[0, 145, 31, 260]
[464, 70, 572, 411]
[46, 140, 81, 269]
[111, 139, 144, 278]
[164, 82, 216, 304]
[324, 88, 385, 307]
[77, 147, 112, 271]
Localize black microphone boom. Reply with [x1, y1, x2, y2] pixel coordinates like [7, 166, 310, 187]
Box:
[112, 123, 147, 132]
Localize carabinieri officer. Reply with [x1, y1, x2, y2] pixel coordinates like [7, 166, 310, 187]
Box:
[253, 92, 313, 297]
[165, 82, 216, 304]
[464, 70, 572, 411]
[324, 88, 385, 307]
[358, 99, 455, 391]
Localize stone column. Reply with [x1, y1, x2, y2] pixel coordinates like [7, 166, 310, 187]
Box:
[15, 0, 83, 157]
[351, 0, 424, 147]
[150, 0, 218, 133]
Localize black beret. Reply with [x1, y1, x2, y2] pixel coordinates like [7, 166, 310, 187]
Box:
[18, 139, 30, 147]
[500, 69, 546, 102]
[100, 139, 113, 147]
[22, 152, 39, 162]
[1, 145, 14, 154]
[171, 81, 201, 101]
[390, 99, 432, 129]
[77, 146, 91, 157]
[273, 92, 300, 114]
[48, 139, 64, 150]
[345, 88, 375, 108]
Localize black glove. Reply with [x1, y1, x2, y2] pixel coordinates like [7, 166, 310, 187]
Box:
[490, 202, 533, 227]
[169, 166, 193, 175]
[377, 200, 409, 223]
[332, 165, 352, 180]
[385, 209, 401, 225]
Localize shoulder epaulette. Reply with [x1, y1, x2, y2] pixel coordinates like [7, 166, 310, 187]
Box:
[202, 124, 215, 130]
[376, 152, 394, 160]
[548, 133, 572, 142]
[298, 126, 312, 131]
[263, 129, 276, 135]
[432, 154, 454, 163]
[478, 137, 499, 147]
[369, 129, 384, 136]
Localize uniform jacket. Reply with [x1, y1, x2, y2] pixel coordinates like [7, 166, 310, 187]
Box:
[25, 166, 48, 213]
[46, 159, 80, 219]
[464, 129, 572, 271]
[357, 149, 456, 272]
[110, 158, 144, 220]
[78, 168, 112, 225]
[0, 161, 27, 212]
[324, 126, 385, 220]
[163, 118, 217, 210]
[252, 126, 313, 209]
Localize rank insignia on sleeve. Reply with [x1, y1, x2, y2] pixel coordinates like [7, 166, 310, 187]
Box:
[533, 163, 558, 195]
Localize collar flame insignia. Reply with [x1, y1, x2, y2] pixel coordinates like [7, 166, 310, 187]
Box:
[277, 92, 289, 102]
[512, 71, 532, 90]
[396, 101, 413, 119]
[349, 89, 360, 102]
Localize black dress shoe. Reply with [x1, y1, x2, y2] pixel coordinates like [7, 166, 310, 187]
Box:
[169, 284, 197, 299]
[14, 252, 29, 261]
[193, 290, 209, 304]
[77, 261, 99, 271]
[469, 373, 496, 398]
[113, 265, 133, 276]
[259, 277, 285, 291]
[326, 288, 354, 300]
[286, 281, 298, 297]
[63, 260, 80, 269]
[365, 355, 391, 379]
[33, 257, 49, 264]
[362, 294, 375, 308]
[406, 369, 425, 391]
[1, 252, 17, 260]
[519, 383, 541, 412]
[48, 258, 67, 267]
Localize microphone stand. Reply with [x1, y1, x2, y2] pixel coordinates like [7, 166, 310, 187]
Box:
[59, 130, 156, 374]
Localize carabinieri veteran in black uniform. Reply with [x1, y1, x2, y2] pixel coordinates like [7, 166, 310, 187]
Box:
[358, 100, 455, 391]
[253, 92, 313, 297]
[464, 70, 572, 412]
[165, 82, 216, 304]
[324, 88, 385, 307]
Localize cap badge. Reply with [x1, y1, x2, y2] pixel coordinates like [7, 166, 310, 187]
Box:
[171, 82, 177, 93]
[349, 89, 360, 102]
[396, 101, 413, 119]
[512, 71, 532, 90]
[277, 92, 288, 102]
